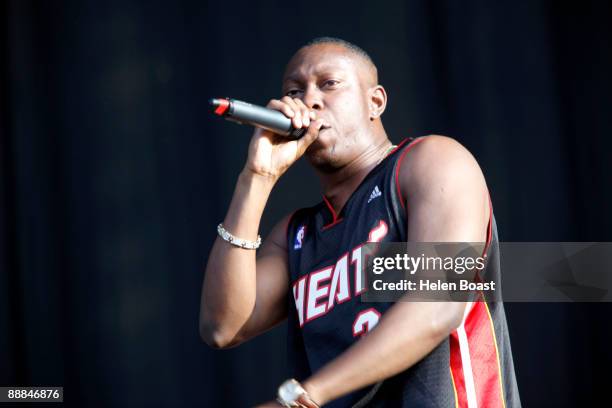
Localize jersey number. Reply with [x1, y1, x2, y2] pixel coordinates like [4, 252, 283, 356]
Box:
[352, 308, 381, 337]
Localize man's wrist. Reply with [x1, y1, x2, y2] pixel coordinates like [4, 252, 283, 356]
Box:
[302, 379, 326, 407]
[276, 379, 321, 408]
[239, 167, 279, 188]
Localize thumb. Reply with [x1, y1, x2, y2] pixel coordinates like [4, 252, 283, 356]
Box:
[295, 119, 323, 157]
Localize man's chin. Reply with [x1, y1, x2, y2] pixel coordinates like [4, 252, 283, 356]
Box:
[305, 141, 341, 173]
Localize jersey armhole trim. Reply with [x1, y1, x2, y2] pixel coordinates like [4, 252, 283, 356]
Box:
[482, 195, 493, 257]
[394, 137, 427, 211]
[285, 209, 301, 250]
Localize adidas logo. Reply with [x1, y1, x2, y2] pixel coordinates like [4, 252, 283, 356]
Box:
[367, 185, 382, 203]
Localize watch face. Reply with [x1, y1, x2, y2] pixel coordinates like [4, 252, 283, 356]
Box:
[278, 385, 292, 402]
[278, 379, 304, 404]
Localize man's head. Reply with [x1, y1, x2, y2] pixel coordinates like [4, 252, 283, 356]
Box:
[282, 37, 388, 171]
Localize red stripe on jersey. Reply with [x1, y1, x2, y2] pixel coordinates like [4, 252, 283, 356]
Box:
[450, 331, 469, 408]
[483, 195, 493, 256]
[465, 300, 505, 407]
[321, 195, 344, 229]
[322, 195, 338, 222]
[388, 137, 411, 155]
[448, 193, 499, 407]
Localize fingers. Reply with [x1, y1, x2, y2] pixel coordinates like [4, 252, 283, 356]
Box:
[266, 98, 295, 120]
[286, 97, 312, 128]
[267, 97, 316, 130]
[295, 119, 323, 156]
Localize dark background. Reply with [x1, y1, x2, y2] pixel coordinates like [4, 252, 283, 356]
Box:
[1, 0, 611, 406]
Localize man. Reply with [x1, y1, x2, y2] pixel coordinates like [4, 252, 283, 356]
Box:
[200, 37, 520, 407]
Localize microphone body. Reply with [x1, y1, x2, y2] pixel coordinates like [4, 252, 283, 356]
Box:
[209, 98, 306, 139]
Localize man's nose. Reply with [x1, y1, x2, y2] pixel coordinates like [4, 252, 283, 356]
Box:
[302, 87, 323, 110]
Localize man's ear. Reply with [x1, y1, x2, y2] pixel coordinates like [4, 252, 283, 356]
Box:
[368, 85, 387, 120]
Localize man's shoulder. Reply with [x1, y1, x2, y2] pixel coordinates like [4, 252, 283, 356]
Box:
[397, 135, 486, 200]
[398, 134, 473, 164]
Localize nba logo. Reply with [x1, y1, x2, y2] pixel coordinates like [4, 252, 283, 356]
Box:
[294, 225, 306, 249]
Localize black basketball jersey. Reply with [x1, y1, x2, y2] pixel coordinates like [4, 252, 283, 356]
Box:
[285, 137, 521, 407]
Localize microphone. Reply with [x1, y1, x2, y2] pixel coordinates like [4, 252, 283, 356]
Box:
[209, 98, 307, 139]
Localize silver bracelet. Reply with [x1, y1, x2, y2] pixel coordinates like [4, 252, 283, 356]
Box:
[217, 223, 261, 250]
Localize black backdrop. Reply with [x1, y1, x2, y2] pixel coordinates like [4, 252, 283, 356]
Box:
[1, 1, 611, 407]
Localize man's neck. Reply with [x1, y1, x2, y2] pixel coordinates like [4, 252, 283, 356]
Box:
[318, 136, 394, 215]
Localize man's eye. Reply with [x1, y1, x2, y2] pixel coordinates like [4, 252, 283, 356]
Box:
[286, 90, 301, 96]
[323, 80, 339, 87]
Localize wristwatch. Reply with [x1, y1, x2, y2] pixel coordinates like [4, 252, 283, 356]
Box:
[277, 379, 320, 408]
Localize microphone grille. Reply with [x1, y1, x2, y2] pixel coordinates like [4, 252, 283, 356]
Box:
[290, 128, 307, 139]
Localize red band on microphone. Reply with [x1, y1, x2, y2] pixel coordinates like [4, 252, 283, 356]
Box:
[214, 99, 230, 115]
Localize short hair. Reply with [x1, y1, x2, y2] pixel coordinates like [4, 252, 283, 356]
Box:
[303, 37, 376, 69]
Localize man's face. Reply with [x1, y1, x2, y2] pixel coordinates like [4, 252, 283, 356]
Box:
[282, 44, 374, 170]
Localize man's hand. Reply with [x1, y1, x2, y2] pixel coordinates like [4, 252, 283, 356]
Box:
[201, 96, 324, 349]
[244, 96, 326, 181]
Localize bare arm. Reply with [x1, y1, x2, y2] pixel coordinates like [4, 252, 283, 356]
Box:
[301, 135, 491, 405]
[199, 171, 287, 348]
[199, 97, 324, 348]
